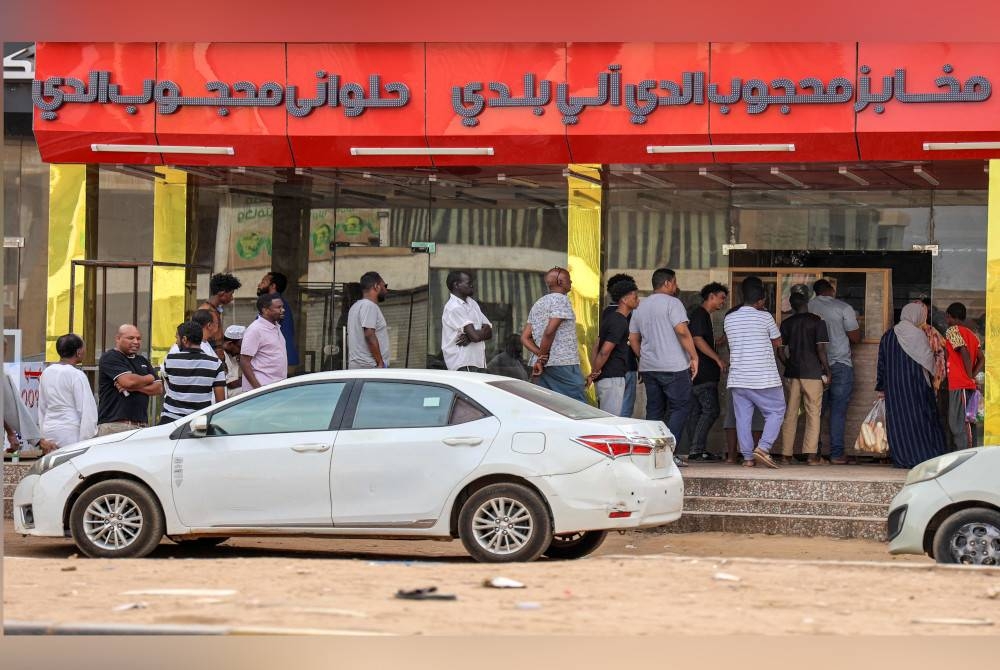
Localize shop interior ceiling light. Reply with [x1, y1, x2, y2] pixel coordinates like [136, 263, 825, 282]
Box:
[234, 167, 286, 182]
[350, 147, 494, 156]
[173, 166, 223, 181]
[646, 143, 795, 154]
[838, 166, 870, 186]
[562, 169, 602, 186]
[91, 144, 235, 155]
[698, 168, 736, 188]
[295, 168, 341, 184]
[923, 142, 1000, 151]
[630, 168, 677, 188]
[111, 164, 160, 181]
[914, 165, 940, 186]
[770, 167, 809, 189]
[497, 174, 541, 188]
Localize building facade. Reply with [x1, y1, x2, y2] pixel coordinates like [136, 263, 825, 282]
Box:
[6, 40, 999, 452]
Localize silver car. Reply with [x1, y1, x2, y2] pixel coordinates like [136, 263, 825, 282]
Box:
[887, 447, 1000, 565]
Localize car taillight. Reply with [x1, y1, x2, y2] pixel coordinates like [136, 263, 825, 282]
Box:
[573, 435, 652, 459]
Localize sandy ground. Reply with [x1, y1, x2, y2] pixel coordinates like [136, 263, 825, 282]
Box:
[4, 527, 1000, 635]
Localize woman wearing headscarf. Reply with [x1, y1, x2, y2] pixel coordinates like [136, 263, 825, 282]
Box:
[876, 301, 947, 468]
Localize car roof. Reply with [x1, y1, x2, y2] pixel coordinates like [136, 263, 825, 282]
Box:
[266, 369, 513, 387]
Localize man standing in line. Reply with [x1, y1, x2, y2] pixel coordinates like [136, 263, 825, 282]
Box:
[628, 268, 698, 467]
[587, 277, 639, 415]
[346, 271, 391, 369]
[724, 282, 784, 469]
[944, 302, 983, 449]
[167, 309, 219, 359]
[240, 293, 288, 391]
[602, 273, 639, 417]
[777, 291, 832, 466]
[97, 324, 162, 436]
[199, 272, 241, 356]
[38, 333, 97, 449]
[441, 270, 493, 372]
[221, 325, 246, 398]
[685, 282, 729, 462]
[257, 271, 299, 372]
[159, 321, 226, 424]
[521, 267, 586, 402]
[808, 279, 860, 465]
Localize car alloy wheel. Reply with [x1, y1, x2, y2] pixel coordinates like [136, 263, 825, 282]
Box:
[946, 521, 1000, 565]
[458, 483, 551, 563]
[69, 479, 165, 559]
[472, 496, 534, 555]
[82, 493, 144, 551]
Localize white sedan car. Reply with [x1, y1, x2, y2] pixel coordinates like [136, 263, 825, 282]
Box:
[888, 447, 1000, 565]
[14, 370, 683, 563]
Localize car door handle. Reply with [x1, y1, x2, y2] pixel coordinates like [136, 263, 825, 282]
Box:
[290, 443, 332, 453]
[442, 437, 483, 447]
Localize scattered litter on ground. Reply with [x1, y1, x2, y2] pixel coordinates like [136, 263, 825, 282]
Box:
[394, 587, 456, 601]
[483, 577, 525, 589]
[112, 602, 147, 612]
[515, 601, 542, 610]
[801, 617, 815, 625]
[60, 566, 77, 572]
[713, 572, 741, 582]
[368, 561, 415, 567]
[986, 586, 1000, 600]
[911, 617, 993, 626]
[624, 544, 637, 549]
[67, 554, 78, 560]
[121, 588, 237, 597]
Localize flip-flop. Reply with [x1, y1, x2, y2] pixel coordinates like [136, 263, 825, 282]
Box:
[395, 587, 457, 601]
[753, 448, 780, 469]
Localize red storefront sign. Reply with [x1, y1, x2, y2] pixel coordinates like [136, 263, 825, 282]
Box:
[31, 42, 1000, 166]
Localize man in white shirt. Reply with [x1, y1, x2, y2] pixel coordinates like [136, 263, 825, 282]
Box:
[38, 333, 98, 449]
[724, 281, 784, 468]
[441, 271, 493, 372]
[221, 324, 246, 398]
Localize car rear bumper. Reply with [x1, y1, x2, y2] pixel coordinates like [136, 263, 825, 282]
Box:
[534, 460, 683, 533]
[887, 479, 952, 556]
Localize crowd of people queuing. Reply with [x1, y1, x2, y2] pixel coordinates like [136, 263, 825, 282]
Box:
[6, 265, 983, 473]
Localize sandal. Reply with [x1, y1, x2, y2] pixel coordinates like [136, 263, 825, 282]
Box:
[741, 460, 756, 467]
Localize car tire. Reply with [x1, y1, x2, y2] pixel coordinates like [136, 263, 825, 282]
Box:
[542, 530, 608, 560]
[169, 536, 229, 549]
[458, 483, 551, 563]
[931, 507, 1000, 566]
[69, 479, 165, 559]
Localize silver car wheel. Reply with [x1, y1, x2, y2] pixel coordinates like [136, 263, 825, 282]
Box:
[947, 521, 1000, 565]
[472, 496, 533, 555]
[82, 493, 144, 551]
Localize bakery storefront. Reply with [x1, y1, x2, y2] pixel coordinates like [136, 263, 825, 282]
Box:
[7, 41, 999, 454]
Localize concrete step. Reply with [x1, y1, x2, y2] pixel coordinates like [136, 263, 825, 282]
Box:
[659, 511, 888, 541]
[683, 476, 904, 506]
[684, 495, 889, 519]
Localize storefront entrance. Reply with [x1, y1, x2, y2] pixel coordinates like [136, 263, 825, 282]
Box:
[726, 250, 935, 458]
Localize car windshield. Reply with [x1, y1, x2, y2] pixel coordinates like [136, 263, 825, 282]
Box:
[488, 380, 612, 420]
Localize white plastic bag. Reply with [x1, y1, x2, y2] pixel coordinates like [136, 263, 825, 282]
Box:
[854, 398, 888, 455]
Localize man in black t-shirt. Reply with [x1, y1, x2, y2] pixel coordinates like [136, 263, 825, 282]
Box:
[97, 324, 163, 436]
[599, 273, 639, 416]
[588, 278, 639, 415]
[685, 282, 729, 461]
[777, 291, 831, 465]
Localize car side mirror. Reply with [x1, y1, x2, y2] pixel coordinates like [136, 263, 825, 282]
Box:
[189, 414, 209, 436]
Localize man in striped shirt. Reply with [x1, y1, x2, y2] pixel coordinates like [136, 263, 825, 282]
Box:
[159, 321, 226, 425]
[723, 281, 785, 468]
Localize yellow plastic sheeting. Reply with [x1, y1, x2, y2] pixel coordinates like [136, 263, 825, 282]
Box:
[985, 160, 1000, 445]
[566, 164, 602, 404]
[45, 165, 88, 361]
[151, 168, 188, 367]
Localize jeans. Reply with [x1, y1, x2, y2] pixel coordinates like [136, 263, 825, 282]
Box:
[596, 376, 627, 415]
[823, 362, 854, 459]
[643, 370, 693, 444]
[731, 386, 786, 459]
[686, 382, 720, 455]
[622, 370, 637, 418]
[537, 364, 588, 404]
